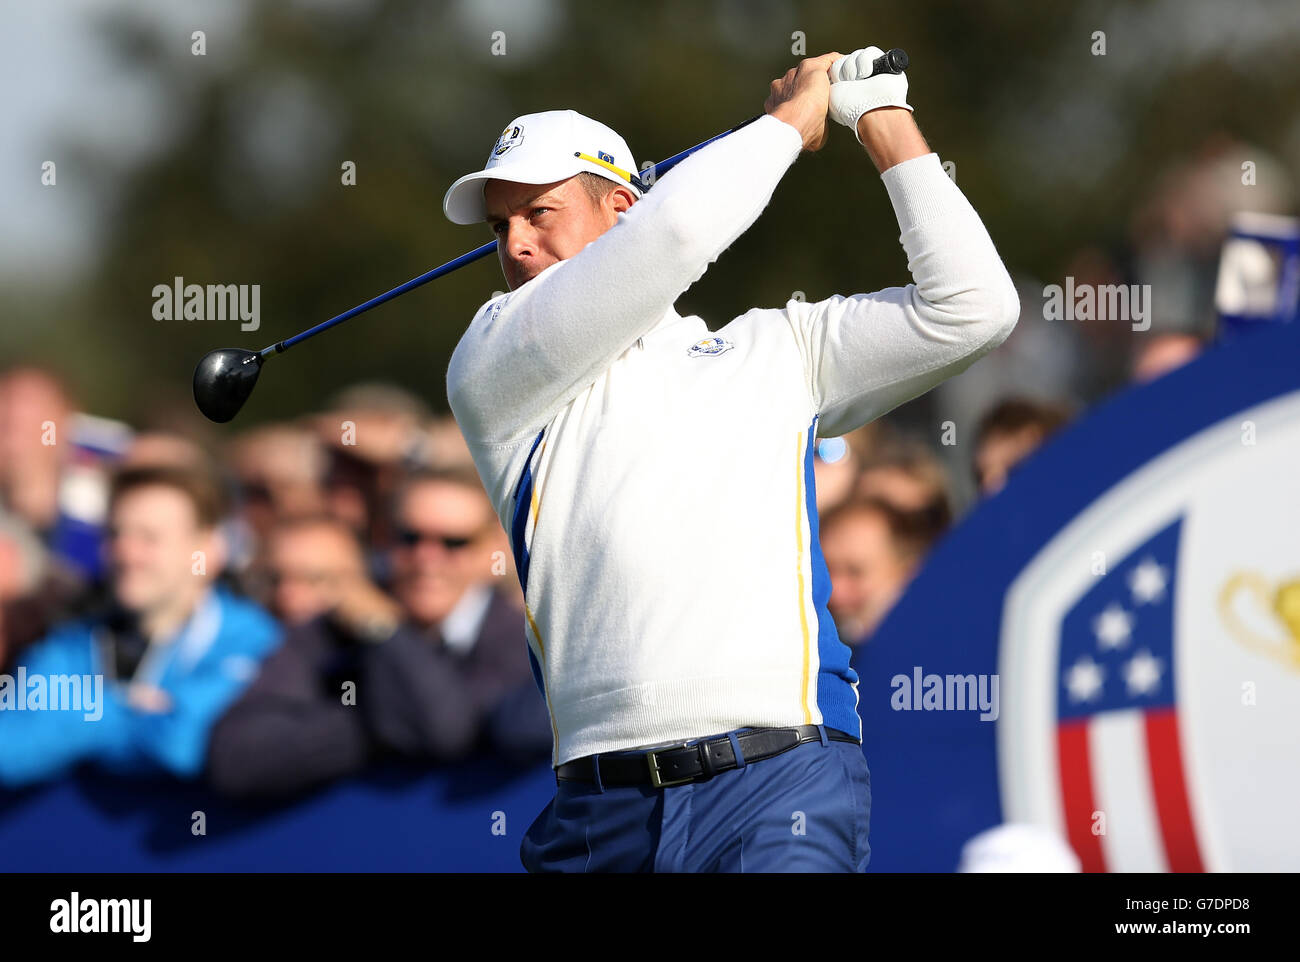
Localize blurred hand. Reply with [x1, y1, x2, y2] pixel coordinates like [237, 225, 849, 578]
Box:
[765, 52, 842, 152]
[331, 576, 403, 643]
[126, 683, 173, 714]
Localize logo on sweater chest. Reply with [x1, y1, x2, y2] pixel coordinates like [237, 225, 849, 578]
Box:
[686, 336, 734, 358]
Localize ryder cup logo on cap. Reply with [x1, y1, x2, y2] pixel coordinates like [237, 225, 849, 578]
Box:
[493, 124, 525, 157]
[443, 109, 643, 225]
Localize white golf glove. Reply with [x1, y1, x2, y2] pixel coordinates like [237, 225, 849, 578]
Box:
[829, 46, 912, 146]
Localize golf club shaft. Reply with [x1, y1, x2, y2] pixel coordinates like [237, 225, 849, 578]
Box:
[265, 241, 497, 357]
[259, 48, 908, 360]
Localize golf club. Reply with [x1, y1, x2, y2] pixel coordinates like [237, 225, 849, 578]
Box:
[193, 48, 909, 423]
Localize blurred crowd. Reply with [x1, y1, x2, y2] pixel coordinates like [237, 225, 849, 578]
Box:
[0, 346, 1195, 802]
[0, 370, 548, 800]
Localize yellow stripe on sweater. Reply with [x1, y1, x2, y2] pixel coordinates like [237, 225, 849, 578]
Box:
[530, 441, 546, 529]
[524, 602, 560, 756]
[795, 429, 812, 723]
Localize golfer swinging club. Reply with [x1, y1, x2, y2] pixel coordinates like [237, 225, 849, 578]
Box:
[442, 46, 1019, 872]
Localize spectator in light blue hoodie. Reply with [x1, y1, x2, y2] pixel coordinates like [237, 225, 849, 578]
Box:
[0, 465, 280, 787]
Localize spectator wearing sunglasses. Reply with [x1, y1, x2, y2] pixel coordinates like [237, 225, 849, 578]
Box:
[361, 465, 540, 763]
[207, 466, 540, 799]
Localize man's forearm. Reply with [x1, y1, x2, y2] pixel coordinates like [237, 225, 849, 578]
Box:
[856, 107, 930, 173]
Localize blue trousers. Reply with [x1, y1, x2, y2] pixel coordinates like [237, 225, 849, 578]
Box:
[520, 726, 871, 872]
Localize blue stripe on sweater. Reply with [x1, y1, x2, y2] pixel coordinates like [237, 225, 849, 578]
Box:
[510, 429, 546, 595]
[804, 415, 862, 739]
[511, 429, 546, 694]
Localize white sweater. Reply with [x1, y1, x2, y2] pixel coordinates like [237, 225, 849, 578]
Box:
[446, 113, 1019, 767]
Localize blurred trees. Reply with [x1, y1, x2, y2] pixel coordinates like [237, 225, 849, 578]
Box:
[11, 0, 1299, 428]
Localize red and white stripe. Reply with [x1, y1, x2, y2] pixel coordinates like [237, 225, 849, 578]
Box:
[1057, 707, 1205, 872]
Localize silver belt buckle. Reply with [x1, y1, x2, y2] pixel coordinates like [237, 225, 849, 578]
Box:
[646, 741, 696, 789]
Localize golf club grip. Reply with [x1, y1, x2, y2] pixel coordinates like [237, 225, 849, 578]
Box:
[873, 48, 909, 75]
[652, 47, 910, 181]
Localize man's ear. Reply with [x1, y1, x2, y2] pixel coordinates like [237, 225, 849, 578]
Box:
[608, 185, 637, 215]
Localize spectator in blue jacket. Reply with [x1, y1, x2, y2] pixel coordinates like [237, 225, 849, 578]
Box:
[0, 465, 280, 787]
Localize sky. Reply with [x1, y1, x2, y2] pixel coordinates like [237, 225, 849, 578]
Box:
[1, 0, 257, 282]
[0, 0, 558, 284]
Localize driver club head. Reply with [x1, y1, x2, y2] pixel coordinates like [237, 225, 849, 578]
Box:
[193, 348, 264, 423]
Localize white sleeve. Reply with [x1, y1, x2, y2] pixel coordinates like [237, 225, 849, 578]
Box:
[783, 152, 1021, 439]
[447, 113, 805, 445]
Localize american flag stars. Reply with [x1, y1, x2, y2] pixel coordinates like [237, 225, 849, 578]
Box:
[1065, 557, 1170, 705]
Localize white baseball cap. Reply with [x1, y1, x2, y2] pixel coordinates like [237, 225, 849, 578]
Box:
[442, 109, 644, 225]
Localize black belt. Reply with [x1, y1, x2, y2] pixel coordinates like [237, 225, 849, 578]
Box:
[556, 724, 860, 789]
